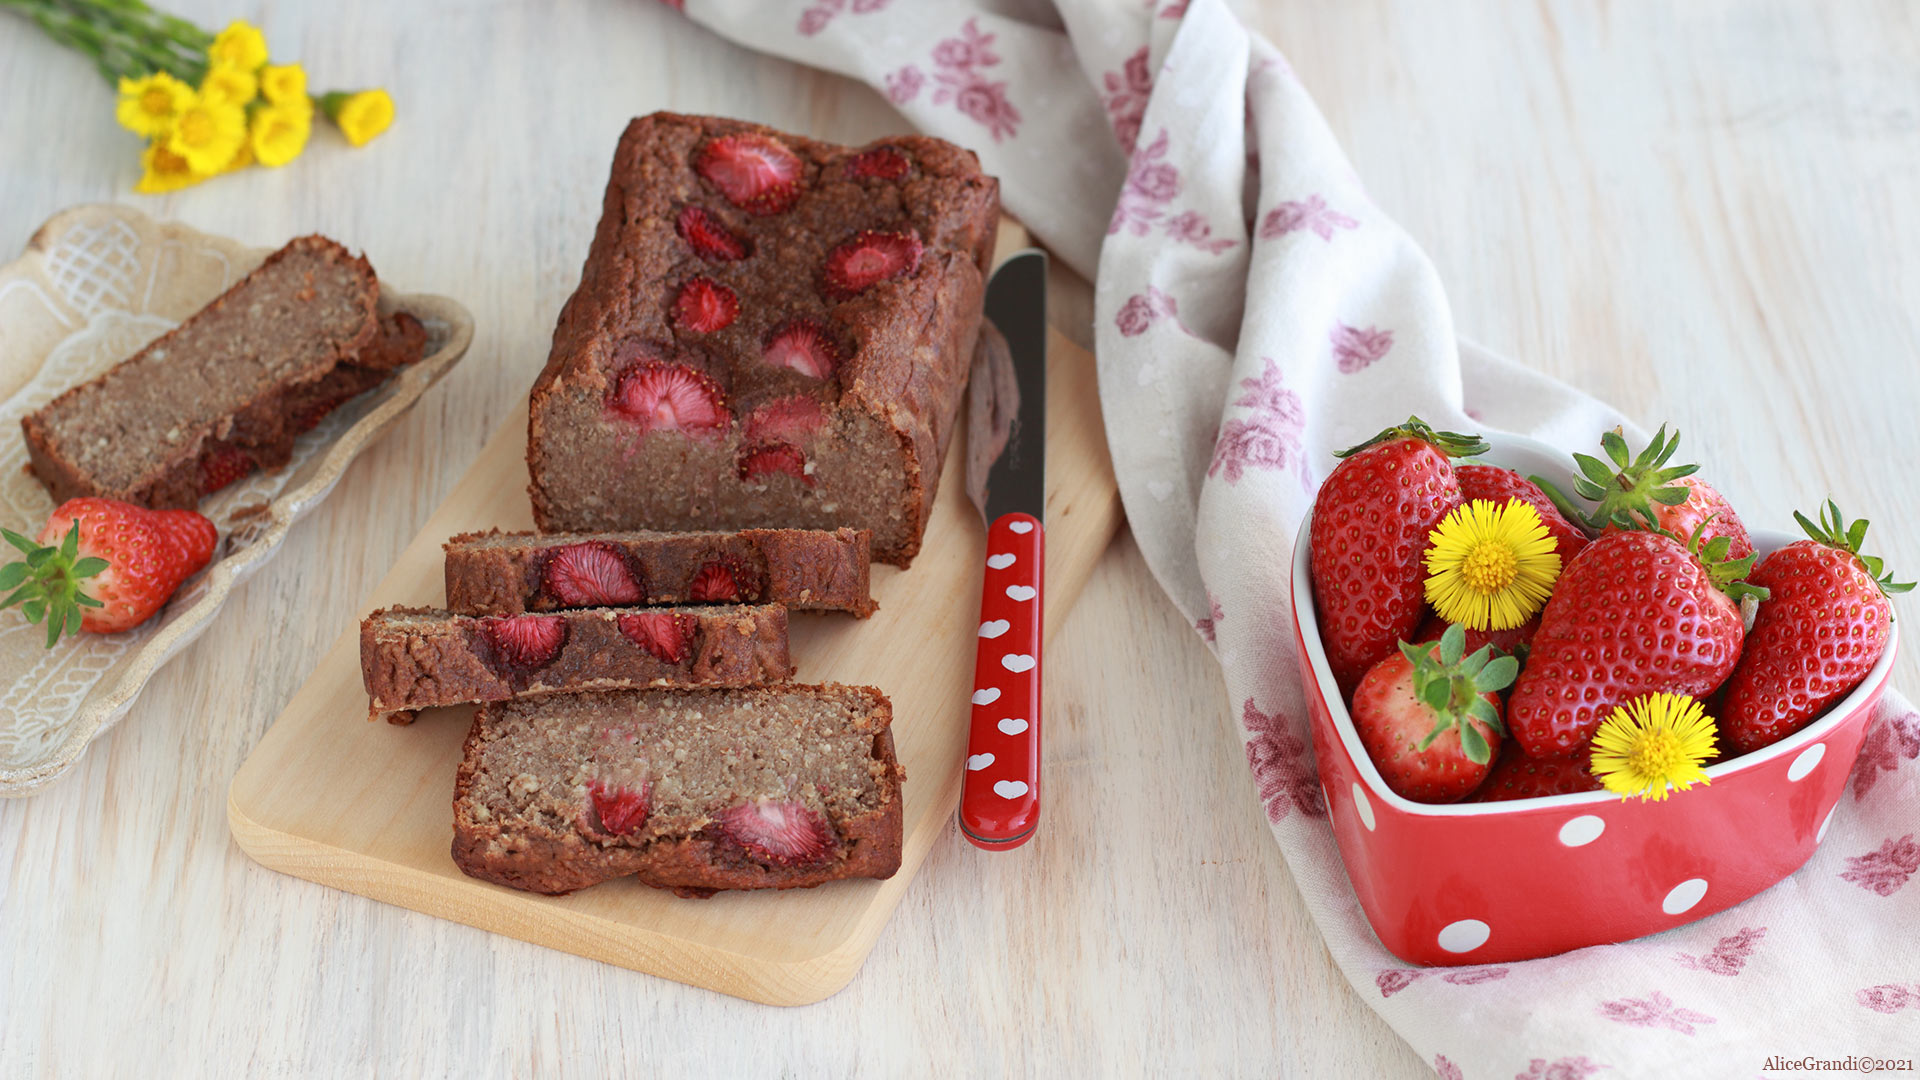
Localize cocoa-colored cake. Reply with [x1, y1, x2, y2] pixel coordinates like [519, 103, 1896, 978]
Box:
[443, 526, 876, 617]
[526, 112, 1000, 567]
[359, 604, 792, 723]
[452, 684, 903, 895]
[22, 235, 427, 508]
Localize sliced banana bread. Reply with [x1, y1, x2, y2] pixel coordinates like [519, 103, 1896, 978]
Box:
[359, 604, 792, 722]
[452, 684, 904, 895]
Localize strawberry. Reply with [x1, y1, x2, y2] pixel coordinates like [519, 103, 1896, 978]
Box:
[1721, 502, 1912, 754]
[675, 205, 749, 262]
[762, 318, 840, 379]
[1466, 742, 1603, 802]
[543, 541, 642, 606]
[1507, 528, 1764, 757]
[1310, 418, 1487, 694]
[199, 446, 256, 495]
[688, 561, 740, 602]
[673, 277, 739, 333]
[1456, 465, 1589, 563]
[1534, 426, 1752, 561]
[586, 779, 652, 836]
[1412, 611, 1537, 661]
[822, 229, 923, 299]
[737, 443, 812, 485]
[608, 362, 731, 436]
[743, 394, 827, 445]
[695, 134, 804, 215]
[1350, 624, 1516, 802]
[0, 498, 216, 644]
[713, 799, 833, 865]
[845, 145, 910, 180]
[616, 611, 696, 664]
[477, 614, 568, 673]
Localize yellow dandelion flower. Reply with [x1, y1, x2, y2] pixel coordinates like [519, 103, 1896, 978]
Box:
[1423, 498, 1562, 631]
[319, 89, 395, 147]
[135, 142, 208, 194]
[259, 63, 310, 109]
[249, 103, 312, 167]
[164, 96, 248, 175]
[115, 72, 193, 137]
[198, 64, 258, 108]
[209, 20, 270, 71]
[1590, 693, 1718, 801]
[222, 138, 255, 174]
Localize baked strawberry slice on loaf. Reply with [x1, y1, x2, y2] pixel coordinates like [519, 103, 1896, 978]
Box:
[526, 112, 1000, 567]
[451, 684, 904, 895]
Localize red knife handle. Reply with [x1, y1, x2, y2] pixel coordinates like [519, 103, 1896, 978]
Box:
[960, 512, 1044, 850]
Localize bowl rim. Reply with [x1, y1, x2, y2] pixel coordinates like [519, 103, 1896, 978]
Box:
[1290, 429, 1900, 818]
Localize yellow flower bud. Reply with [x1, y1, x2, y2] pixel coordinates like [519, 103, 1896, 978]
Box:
[319, 89, 394, 148]
[209, 20, 270, 71]
[250, 104, 312, 167]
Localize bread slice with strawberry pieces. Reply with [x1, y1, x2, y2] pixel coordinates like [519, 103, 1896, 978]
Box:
[1351, 624, 1518, 803]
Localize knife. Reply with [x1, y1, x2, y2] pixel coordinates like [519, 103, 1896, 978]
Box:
[959, 249, 1047, 850]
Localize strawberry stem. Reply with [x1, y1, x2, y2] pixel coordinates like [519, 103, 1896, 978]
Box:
[1795, 499, 1915, 597]
[0, 522, 107, 648]
[1557, 425, 1700, 531]
[1333, 416, 1489, 460]
[1396, 623, 1515, 765]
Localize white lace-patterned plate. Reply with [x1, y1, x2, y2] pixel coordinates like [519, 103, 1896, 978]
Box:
[0, 204, 473, 796]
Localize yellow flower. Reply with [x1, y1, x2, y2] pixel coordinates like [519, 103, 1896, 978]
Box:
[259, 63, 310, 109]
[223, 138, 255, 173]
[1590, 693, 1718, 801]
[116, 72, 193, 137]
[319, 89, 394, 147]
[198, 64, 258, 108]
[1423, 498, 1562, 631]
[209, 20, 270, 71]
[250, 103, 312, 167]
[165, 96, 248, 175]
[135, 142, 208, 194]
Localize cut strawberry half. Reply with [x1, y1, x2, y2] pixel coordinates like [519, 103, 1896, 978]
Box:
[737, 443, 812, 486]
[674, 277, 739, 333]
[478, 614, 568, 673]
[688, 561, 741, 602]
[616, 611, 697, 664]
[713, 799, 833, 865]
[675, 205, 749, 262]
[608, 362, 731, 436]
[822, 229, 922, 299]
[743, 395, 828, 445]
[845, 146, 910, 180]
[761, 318, 840, 379]
[199, 446, 255, 495]
[543, 541, 642, 606]
[695, 134, 804, 215]
[587, 779, 652, 836]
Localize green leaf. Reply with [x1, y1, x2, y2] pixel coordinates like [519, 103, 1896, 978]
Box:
[0, 584, 35, 610]
[1468, 697, 1505, 735]
[1848, 516, 1869, 553]
[21, 599, 46, 622]
[75, 593, 103, 608]
[1459, 723, 1490, 765]
[1601, 430, 1630, 468]
[1, 528, 41, 556]
[1421, 678, 1451, 713]
[1652, 486, 1692, 506]
[0, 562, 27, 591]
[1575, 454, 1616, 487]
[1439, 623, 1465, 666]
[70, 557, 108, 579]
[1476, 655, 1520, 692]
[60, 521, 80, 561]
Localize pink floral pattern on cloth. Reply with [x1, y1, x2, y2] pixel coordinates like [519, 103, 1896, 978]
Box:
[1331, 322, 1394, 373]
[888, 19, 1021, 140]
[884, 65, 925, 105]
[1674, 926, 1767, 975]
[1376, 966, 1510, 997]
[1194, 592, 1223, 643]
[1514, 1058, 1607, 1080]
[1165, 210, 1237, 254]
[1260, 193, 1358, 241]
[1435, 1055, 1463, 1080]
[1854, 709, 1920, 800]
[1596, 991, 1717, 1035]
[795, 0, 889, 36]
[1840, 834, 1920, 896]
[1208, 358, 1306, 485]
[1857, 984, 1920, 1014]
[1110, 129, 1179, 236]
[1101, 46, 1152, 155]
[1241, 698, 1325, 822]
[1114, 286, 1181, 338]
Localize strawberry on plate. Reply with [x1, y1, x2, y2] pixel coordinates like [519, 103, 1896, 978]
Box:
[1310, 417, 1486, 694]
[1721, 501, 1912, 754]
[1534, 426, 1752, 560]
[0, 497, 217, 645]
[1351, 624, 1517, 803]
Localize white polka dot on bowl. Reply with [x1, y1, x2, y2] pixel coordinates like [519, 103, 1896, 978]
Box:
[1558, 815, 1606, 847]
[1437, 919, 1490, 954]
[1351, 783, 1376, 832]
[1788, 743, 1826, 782]
[1663, 878, 1709, 915]
[1818, 804, 1838, 843]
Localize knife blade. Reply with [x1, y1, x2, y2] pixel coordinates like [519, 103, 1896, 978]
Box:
[959, 248, 1048, 851]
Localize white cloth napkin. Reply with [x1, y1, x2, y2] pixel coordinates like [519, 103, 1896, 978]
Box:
[680, 1, 1920, 1073]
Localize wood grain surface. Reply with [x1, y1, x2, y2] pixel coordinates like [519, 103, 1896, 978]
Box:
[3, 0, 1917, 1075]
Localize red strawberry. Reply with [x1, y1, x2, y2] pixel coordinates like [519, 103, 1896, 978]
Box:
[1309, 418, 1487, 694]
[1350, 625, 1515, 803]
[616, 611, 696, 664]
[199, 446, 256, 495]
[737, 443, 812, 485]
[845, 145, 910, 180]
[1721, 502, 1911, 754]
[822, 229, 923, 299]
[695, 134, 803, 215]
[543, 541, 642, 606]
[675, 205, 749, 262]
[688, 561, 740, 602]
[762, 319, 840, 379]
[608, 362, 731, 436]
[713, 799, 833, 865]
[743, 394, 827, 445]
[673, 277, 739, 333]
[0, 497, 216, 644]
[587, 779, 652, 836]
[1507, 529, 1763, 757]
[477, 614, 568, 672]
[1467, 742, 1603, 802]
[1412, 611, 1538, 660]
[1535, 426, 1752, 560]
[1456, 465, 1589, 563]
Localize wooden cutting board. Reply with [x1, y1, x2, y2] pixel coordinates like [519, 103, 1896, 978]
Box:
[227, 226, 1123, 1005]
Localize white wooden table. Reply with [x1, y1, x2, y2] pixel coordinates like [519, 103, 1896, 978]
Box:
[3, 2, 1915, 1075]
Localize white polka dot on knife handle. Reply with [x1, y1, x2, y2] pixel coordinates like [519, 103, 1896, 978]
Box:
[972, 688, 1000, 706]
[1008, 521, 1033, 534]
[966, 753, 994, 771]
[1001, 654, 1036, 673]
[993, 780, 1029, 799]
[987, 553, 1016, 569]
[1005, 585, 1037, 601]
[998, 717, 1028, 735]
[978, 619, 1010, 639]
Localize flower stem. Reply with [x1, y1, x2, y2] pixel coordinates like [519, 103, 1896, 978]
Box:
[2, 0, 209, 84]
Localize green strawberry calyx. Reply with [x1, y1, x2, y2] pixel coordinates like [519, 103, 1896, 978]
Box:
[1333, 415, 1489, 460]
[1397, 623, 1517, 766]
[1532, 425, 1696, 533]
[1679, 521, 1770, 604]
[1795, 499, 1916, 597]
[0, 522, 108, 648]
